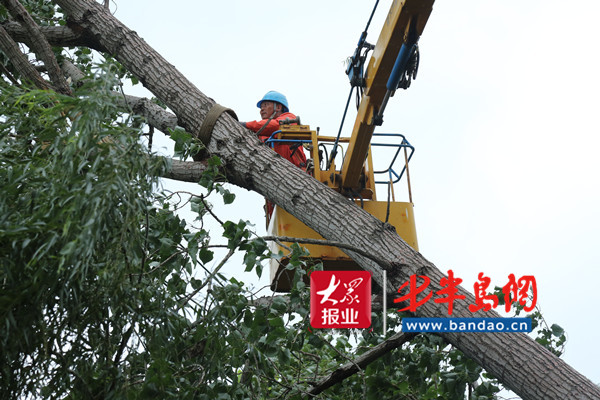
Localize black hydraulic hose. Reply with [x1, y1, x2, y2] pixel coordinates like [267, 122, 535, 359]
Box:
[364, 0, 380, 33]
[327, 86, 355, 170]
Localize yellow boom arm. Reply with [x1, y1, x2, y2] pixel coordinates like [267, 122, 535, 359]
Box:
[341, 0, 434, 189]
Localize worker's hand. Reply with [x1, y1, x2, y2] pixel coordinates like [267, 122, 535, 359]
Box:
[239, 121, 247, 128]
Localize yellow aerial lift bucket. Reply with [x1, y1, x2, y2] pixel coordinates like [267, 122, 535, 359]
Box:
[267, 124, 418, 292]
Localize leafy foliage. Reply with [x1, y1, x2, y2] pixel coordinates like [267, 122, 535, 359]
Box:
[0, 69, 177, 398]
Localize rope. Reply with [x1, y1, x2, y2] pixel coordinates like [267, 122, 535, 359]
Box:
[255, 110, 277, 137]
[328, 86, 355, 170]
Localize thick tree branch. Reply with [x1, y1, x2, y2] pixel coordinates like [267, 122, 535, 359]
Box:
[46, 1, 600, 398]
[163, 159, 209, 183]
[0, 59, 19, 84]
[59, 58, 84, 82]
[1, 0, 70, 94]
[61, 59, 179, 135]
[307, 330, 418, 396]
[1, 20, 101, 49]
[0, 24, 49, 89]
[119, 94, 178, 134]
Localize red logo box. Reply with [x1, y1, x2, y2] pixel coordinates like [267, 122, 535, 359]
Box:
[310, 270, 372, 329]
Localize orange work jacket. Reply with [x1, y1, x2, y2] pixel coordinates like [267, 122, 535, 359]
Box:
[245, 112, 307, 169]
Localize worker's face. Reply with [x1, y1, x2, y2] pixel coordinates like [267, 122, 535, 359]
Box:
[260, 101, 281, 119]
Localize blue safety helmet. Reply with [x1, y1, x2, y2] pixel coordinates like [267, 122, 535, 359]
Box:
[257, 90, 289, 113]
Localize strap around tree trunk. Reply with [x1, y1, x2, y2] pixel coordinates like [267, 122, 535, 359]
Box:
[198, 103, 238, 147]
[193, 104, 238, 161]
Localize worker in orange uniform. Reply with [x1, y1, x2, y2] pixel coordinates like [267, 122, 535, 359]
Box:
[242, 91, 307, 222]
[242, 91, 307, 169]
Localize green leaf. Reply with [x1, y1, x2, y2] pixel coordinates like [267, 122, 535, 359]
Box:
[551, 324, 564, 337]
[190, 278, 203, 290]
[199, 248, 214, 264]
[223, 191, 236, 205]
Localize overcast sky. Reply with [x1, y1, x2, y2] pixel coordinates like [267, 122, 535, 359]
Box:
[114, 0, 600, 388]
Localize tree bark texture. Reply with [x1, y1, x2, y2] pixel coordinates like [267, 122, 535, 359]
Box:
[0, 24, 49, 89]
[164, 159, 209, 183]
[1, 0, 70, 94]
[33, 1, 600, 399]
[1, 20, 98, 49]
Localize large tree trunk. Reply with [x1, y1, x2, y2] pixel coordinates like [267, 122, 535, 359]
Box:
[48, 1, 600, 398]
